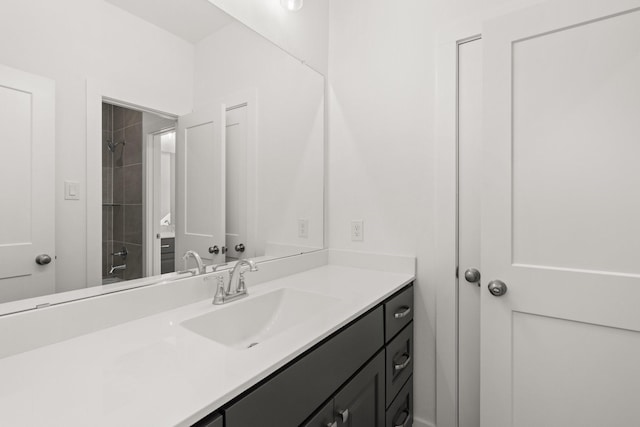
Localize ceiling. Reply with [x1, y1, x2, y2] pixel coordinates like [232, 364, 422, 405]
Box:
[106, 0, 234, 44]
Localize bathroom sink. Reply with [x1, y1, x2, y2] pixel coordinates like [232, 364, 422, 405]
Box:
[181, 288, 339, 349]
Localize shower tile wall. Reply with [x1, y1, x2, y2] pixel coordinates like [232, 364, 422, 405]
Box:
[102, 103, 144, 281]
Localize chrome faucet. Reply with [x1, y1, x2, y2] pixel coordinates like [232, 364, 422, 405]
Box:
[109, 264, 126, 275]
[213, 259, 258, 305]
[182, 250, 206, 275]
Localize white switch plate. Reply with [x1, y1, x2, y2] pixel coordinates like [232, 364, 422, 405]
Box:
[64, 181, 80, 200]
[298, 219, 308, 238]
[351, 220, 364, 241]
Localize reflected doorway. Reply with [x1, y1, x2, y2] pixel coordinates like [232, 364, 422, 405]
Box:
[101, 101, 177, 284]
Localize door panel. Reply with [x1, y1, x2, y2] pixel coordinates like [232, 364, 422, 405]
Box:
[457, 37, 482, 427]
[225, 105, 249, 261]
[175, 105, 225, 266]
[0, 64, 55, 302]
[481, 1, 640, 426]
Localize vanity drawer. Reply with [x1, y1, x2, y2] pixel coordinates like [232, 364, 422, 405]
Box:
[386, 376, 413, 427]
[384, 284, 413, 343]
[224, 306, 384, 427]
[160, 238, 175, 254]
[386, 322, 413, 406]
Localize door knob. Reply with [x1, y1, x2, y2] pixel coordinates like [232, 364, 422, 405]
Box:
[464, 268, 481, 286]
[209, 246, 219, 255]
[35, 254, 52, 265]
[235, 243, 245, 253]
[488, 280, 507, 297]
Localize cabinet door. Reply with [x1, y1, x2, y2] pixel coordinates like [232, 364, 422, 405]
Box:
[303, 399, 336, 427]
[335, 351, 385, 427]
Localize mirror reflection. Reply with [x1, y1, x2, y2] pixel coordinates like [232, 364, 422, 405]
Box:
[0, 0, 324, 308]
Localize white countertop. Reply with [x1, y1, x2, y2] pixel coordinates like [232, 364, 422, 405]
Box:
[0, 265, 413, 426]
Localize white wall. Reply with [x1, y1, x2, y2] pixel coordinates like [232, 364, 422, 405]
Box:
[0, 0, 194, 293]
[194, 21, 325, 256]
[327, 0, 547, 425]
[207, 0, 329, 74]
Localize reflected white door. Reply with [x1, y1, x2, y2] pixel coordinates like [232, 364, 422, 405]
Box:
[458, 37, 482, 427]
[481, 1, 640, 426]
[175, 105, 226, 268]
[0, 64, 55, 303]
[225, 105, 252, 261]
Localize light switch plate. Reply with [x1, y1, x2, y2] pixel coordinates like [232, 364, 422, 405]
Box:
[64, 181, 80, 200]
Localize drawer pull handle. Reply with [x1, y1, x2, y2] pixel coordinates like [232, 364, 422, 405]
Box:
[393, 409, 410, 427]
[161, 244, 171, 248]
[338, 409, 349, 423]
[394, 306, 411, 319]
[394, 353, 411, 372]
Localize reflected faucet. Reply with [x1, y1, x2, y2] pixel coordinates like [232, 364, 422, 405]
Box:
[182, 250, 205, 275]
[213, 259, 258, 305]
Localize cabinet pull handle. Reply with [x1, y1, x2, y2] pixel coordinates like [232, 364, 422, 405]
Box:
[160, 244, 170, 248]
[393, 353, 411, 372]
[326, 422, 338, 427]
[338, 408, 349, 423]
[394, 306, 411, 319]
[393, 409, 410, 427]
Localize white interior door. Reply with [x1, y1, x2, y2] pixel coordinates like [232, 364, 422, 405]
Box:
[0, 64, 55, 303]
[175, 105, 226, 268]
[458, 37, 482, 427]
[225, 105, 252, 261]
[481, 1, 640, 426]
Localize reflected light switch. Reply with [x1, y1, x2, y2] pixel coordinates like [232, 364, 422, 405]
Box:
[65, 181, 80, 200]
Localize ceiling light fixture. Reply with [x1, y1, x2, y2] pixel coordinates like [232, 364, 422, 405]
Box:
[281, 0, 303, 11]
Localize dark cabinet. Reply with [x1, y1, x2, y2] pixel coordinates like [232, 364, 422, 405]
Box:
[303, 351, 385, 427]
[224, 307, 383, 427]
[192, 283, 414, 427]
[160, 238, 175, 274]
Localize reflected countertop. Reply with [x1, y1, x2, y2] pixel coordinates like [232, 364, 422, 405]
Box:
[0, 265, 414, 426]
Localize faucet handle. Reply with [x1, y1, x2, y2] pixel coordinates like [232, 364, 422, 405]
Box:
[212, 275, 226, 305]
[237, 271, 247, 293]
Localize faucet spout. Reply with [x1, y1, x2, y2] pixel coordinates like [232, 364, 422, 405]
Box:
[183, 250, 206, 275]
[227, 259, 258, 294]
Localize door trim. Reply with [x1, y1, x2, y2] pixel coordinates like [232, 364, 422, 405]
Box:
[434, 2, 547, 426]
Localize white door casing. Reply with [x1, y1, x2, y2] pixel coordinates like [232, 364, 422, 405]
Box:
[481, 1, 640, 426]
[0, 64, 55, 303]
[175, 105, 226, 268]
[458, 37, 482, 427]
[225, 104, 252, 261]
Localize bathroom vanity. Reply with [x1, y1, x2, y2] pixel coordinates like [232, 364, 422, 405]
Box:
[0, 253, 414, 427]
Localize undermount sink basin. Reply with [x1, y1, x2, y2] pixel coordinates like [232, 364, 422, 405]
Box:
[181, 288, 339, 349]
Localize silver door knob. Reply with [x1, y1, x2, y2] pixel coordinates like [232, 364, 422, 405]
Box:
[488, 280, 507, 297]
[464, 268, 481, 285]
[209, 246, 219, 255]
[35, 254, 52, 265]
[235, 243, 245, 253]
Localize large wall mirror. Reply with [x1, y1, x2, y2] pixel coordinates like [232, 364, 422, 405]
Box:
[0, 0, 325, 311]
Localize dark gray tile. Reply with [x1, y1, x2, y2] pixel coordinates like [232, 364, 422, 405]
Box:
[113, 105, 125, 131]
[102, 131, 112, 167]
[124, 108, 142, 128]
[113, 205, 124, 242]
[124, 204, 143, 245]
[123, 123, 142, 166]
[113, 167, 124, 205]
[102, 206, 112, 241]
[102, 103, 112, 131]
[102, 242, 109, 278]
[112, 129, 125, 167]
[123, 164, 143, 204]
[102, 167, 112, 204]
[124, 244, 143, 281]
